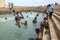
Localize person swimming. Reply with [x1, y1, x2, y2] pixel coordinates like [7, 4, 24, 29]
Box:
[36, 14, 39, 16]
[21, 21, 27, 26]
[33, 16, 37, 24]
[13, 10, 15, 16]
[24, 21, 27, 26]
[5, 18, 7, 20]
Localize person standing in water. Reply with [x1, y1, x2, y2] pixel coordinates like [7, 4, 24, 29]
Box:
[15, 12, 24, 28]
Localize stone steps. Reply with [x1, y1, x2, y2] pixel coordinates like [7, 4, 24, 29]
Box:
[42, 28, 50, 40]
[53, 13, 60, 22]
[54, 11, 60, 16]
[52, 15, 60, 31]
[52, 16, 60, 40]
[42, 11, 60, 40]
[48, 19, 59, 40]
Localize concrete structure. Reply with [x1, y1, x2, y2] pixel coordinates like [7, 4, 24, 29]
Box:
[0, 0, 5, 8]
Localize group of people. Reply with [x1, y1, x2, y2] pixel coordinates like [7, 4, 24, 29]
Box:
[44, 4, 54, 19]
[14, 4, 54, 40]
[35, 15, 49, 40]
[35, 4, 54, 40]
[15, 12, 39, 28]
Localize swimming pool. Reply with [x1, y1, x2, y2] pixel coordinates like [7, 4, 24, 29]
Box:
[0, 12, 44, 40]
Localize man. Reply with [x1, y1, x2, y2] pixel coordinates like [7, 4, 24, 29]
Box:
[15, 12, 24, 28]
[48, 4, 54, 19]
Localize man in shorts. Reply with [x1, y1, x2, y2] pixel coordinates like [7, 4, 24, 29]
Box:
[15, 12, 24, 28]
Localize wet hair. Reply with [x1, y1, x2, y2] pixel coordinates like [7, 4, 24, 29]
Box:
[13, 10, 15, 12]
[5, 18, 7, 20]
[47, 4, 51, 7]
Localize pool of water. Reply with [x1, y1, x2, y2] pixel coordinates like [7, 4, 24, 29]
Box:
[0, 12, 44, 40]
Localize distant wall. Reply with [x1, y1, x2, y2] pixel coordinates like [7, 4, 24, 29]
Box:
[0, 0, 5, 8]
[0, 4, 60, 14]
[0, 6, 46, 14]
[0, 8, 10, 14]
[54, 4, 60, 12]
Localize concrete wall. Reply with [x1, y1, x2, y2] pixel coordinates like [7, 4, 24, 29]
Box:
[0, 0, 5, 8]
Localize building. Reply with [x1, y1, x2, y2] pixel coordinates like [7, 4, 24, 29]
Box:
[8, 3, 14, 8]
[0, 0, 5, 8]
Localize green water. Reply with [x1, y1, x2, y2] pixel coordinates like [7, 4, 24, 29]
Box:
[0, 12, 44, 40]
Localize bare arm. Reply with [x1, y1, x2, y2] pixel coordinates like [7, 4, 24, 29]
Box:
[20, 13, 24, 19]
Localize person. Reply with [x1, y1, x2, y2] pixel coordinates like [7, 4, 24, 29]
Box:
[36, 14, 39, 16]
[21, 21, 27, 26]
[35, 28, 41, 35]
[13, 10, 15, 15]
[40, 22, 44, 36]
[44, 9, 48, 19]
[43, 18, 49, 30]
[43, 4, 50, 19]
[15, 12, 24, 28]
[48, 4, 54, 19]
[33, 16, 37, 24]
[36, 32, 42, 40]
[35, 28, 42, 40]
[5, 18, 7, 20]
[24, 21, 27, 26]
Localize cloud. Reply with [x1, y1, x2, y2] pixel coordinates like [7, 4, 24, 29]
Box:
[5, 0, 60, 6]
[34, 0, 42, 2]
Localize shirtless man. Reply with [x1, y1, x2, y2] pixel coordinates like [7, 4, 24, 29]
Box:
[15, 12, 24, 28]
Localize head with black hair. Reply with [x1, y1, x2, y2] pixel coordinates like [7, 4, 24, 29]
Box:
[47, 4, 51, 7]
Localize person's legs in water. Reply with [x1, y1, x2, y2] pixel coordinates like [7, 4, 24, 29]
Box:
[16, 20, 20, 28]
[16, 20, 17, 25]
[15, 20, 21, 28]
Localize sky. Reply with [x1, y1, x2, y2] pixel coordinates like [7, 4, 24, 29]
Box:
[5, 0, 60, 6]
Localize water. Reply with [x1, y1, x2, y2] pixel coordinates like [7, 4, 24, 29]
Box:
[0, 12, 44, 40]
